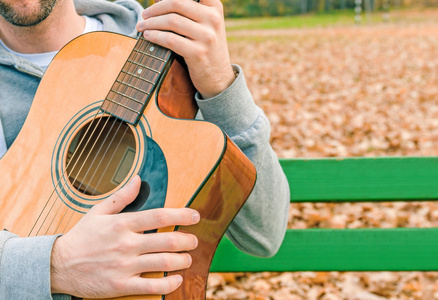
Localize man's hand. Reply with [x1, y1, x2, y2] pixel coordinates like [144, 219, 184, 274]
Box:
[50, 176, 199, 298]
[136, 0, 236, 99]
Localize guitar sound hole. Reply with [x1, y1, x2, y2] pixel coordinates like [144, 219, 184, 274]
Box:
[65, 116, 136, 196]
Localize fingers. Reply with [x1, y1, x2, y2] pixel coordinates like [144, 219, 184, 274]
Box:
[136, 14, 217, 65]
[88, 176, 200, 234]
[128, 207, 200, 232]
[136, 0, 232, 98]
[137, 7, 203, 59]
[106, 231, 198, 257]
[108, 252, 192, 280]
[85, 173, 200, 234]
[52, 174, 201, 298]
[91, 175, 141, 215]
[139, 231, 198, 253]
[136, 0, 223, 46]
[137, 12, 202, 42]
[141, 0, 206, 23]
[134, 252, 192, 274]
[126, 275, 183, 295]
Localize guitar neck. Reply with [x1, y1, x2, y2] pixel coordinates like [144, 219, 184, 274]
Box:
[100, 36, 174, 124]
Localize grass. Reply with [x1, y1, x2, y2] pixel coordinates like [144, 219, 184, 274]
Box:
[225, 11, 358, 30]
[224, 10, 410, 31]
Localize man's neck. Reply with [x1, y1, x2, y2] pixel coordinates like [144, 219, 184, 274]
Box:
[0, 0, 85, 54]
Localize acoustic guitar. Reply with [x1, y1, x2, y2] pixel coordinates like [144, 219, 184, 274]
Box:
[0, 29, 257, 299]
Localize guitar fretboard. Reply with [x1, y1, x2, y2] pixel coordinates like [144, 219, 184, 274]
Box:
[101, 36, 173, 124]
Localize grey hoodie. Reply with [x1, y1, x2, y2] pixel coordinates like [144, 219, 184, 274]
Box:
[0, 0, 290, 299]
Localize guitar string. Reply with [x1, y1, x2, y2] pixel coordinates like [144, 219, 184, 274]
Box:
[82, 38, 164, 199]
[89, 126, 129, 197]
[53, 119, 128, 234]
[40, 112, 115, 235]
[57, 60, 167, 239]
[39, 112, 120, 235]
[41, 38, 168, 237]
[28, 110, 106, 237]
[79, 40, 150, 195]
[52, 118, 127, 233]
[45, 74, 140, 235]
[33, 81, 130, 235]
[53, 39, 151, 234]
[87, 38, 157, 196]
[74, 116, 123, 194]
[34, 113, 109, 236]
[47, 38, 159, 235]
[42, 114, 117, 235]
[57, 38, 164, 235]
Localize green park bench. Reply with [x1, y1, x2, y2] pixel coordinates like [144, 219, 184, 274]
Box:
[211, 157, 438, 272]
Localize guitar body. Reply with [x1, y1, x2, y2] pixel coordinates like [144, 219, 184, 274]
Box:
[0, 32, 256, 299]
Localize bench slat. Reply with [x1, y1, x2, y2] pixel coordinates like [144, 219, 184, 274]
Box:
[211, 228, 438, 272]
[281, 157, 438, 202]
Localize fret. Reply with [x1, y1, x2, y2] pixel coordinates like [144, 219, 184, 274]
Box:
[102, 38, 174, 124]
[105, 99, 141, 114]
[115, 80, 150, 94]
[110, 89, 145, 104]
[133, 48, 167, 62]
[120, 70, 155, 84]
[127, 59, 161, 74]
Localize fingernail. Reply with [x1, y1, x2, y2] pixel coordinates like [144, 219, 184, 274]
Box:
[128, 176, 137, 186]
[136, 22, 145, 31]
[142, 8, 149, 18]
[193, 236, 198, 248]
[192, 212, 200, 223]
[143, 30, 150, 37]
[177, 275, 183, 285]
[188, 254, 192, 267]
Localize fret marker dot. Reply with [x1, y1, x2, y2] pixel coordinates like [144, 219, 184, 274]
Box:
[149, 46, 154, 52]
[137, 68, 143, 74]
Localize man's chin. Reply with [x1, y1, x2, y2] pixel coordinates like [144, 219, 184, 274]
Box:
[4, 16, 47, 27]
[0, 0, 57, 27]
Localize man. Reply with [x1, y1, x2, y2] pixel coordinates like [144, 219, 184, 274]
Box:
[0, 0, 290, 299]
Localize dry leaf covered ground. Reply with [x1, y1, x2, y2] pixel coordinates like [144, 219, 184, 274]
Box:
[206, 10, 438, 300]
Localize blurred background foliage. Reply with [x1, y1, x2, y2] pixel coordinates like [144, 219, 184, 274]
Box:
[136, 0, 438, 17]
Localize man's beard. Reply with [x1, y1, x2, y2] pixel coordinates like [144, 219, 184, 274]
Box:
[0, 0, 58, 27]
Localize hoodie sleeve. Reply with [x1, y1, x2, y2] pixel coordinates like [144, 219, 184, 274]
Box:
[0, 231, 70, 300]
[195, 65, 290, 257]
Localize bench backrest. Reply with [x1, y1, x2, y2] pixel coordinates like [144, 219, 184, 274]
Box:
[211, 157, 438, 272]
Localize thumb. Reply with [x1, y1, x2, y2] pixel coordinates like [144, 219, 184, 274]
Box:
[90, 175, 141, 215]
